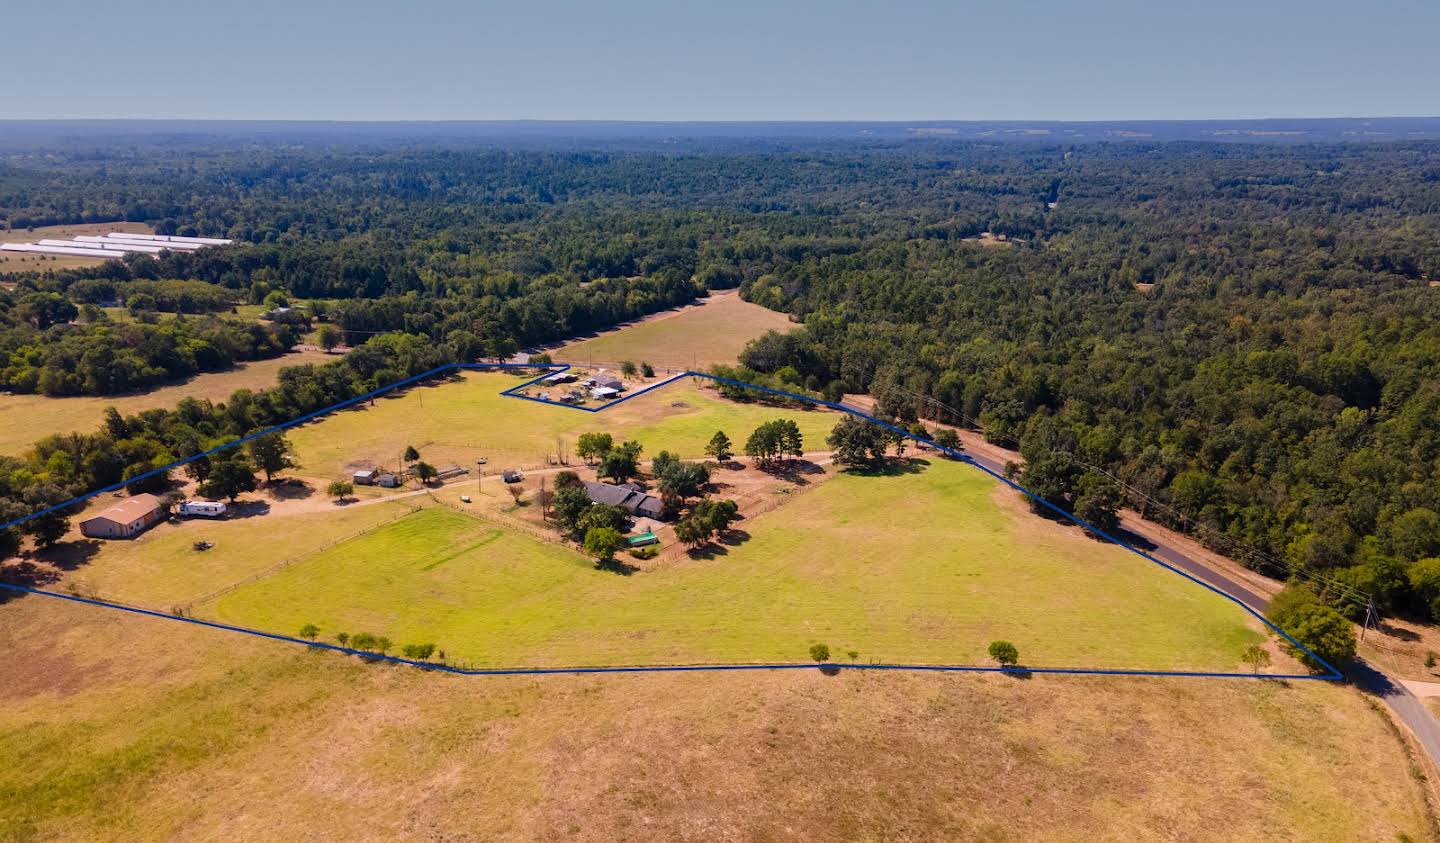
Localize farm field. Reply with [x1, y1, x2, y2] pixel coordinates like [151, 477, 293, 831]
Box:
[0, 593, 1428, 841]
[206, 459, 1272, 672]
[554, 290, 796, 369]
[287, 370, 838, 481]
[0, 221, 153, 272]
[0, 349, 333, 456]
[65, 498, 423, 609]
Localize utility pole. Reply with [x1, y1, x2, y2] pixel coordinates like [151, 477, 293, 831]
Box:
[1360, 597, 1378, 642]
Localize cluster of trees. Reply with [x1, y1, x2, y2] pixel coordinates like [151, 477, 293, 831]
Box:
[743, 419, 804, 465]
[674, 499, 739, 548]
[0, 288, 293, 396]
[575, 432, 648, 485]
[826, 416, 902, 469]
[548, 431, 741, 561]
[1265, 584, 1357, 670]
[67, 279, 238, 314]
[0, 336, 449, 554]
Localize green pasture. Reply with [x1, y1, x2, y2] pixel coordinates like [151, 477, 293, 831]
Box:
[207, 459, 1263, 671]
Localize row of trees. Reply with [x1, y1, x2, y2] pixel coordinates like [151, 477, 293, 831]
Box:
[0, 335, 445, 555]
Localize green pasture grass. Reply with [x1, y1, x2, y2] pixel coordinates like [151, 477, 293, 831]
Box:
[207, 459, 1265, 671]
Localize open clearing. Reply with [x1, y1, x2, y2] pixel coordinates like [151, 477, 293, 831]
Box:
[0, 222, 153, 272]
[287, 370, 838, 480]
[204, 457, 1272, 671]
[0, 594, 1429, 841]
[0, 349, 333, 456]
[554, 290, 796, 369]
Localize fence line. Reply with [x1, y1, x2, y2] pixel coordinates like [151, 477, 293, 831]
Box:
[173, 501, 426, 614]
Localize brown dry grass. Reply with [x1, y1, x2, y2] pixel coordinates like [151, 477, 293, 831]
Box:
[0, 593, 1431, 841]
[555, 291, 796, 370]
[0, 349, 332, 456]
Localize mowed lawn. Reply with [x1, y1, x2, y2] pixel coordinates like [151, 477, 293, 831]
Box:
[0, 349, 333, 456]
[555, 291, 796, 369]
[287, 370, 838, 479]
[208, 459, 1265, 671]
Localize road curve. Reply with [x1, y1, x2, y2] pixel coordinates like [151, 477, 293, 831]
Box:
[959, 444, 1440, 768]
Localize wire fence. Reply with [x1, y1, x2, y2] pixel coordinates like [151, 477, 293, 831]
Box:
[172, 500, 427, 614]
[886, 385, 1373, 612]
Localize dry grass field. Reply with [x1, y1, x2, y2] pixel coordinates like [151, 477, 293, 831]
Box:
[286, 370, 838, 482]
[0, 349, 333, 456]
[0, 222, 153, 273]
[0, 593, 1430, 841]
[555, 291, 796, 369]
[3, 313, 1436, 839]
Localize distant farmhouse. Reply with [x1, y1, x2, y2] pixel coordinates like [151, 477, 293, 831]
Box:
[79, 494, 167, 539]
[583, 481, 664, 520]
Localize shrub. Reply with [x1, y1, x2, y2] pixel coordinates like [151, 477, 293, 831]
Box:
[809, 642, 831, 663]
[298, 623, 320, 640]
[1266, 584, 1356, 671]
[988, 640, 1019, 667]
[1240, 643, 1272, 674]
[402, 643, 437, 660]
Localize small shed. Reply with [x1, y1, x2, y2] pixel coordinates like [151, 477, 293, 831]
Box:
[377, 474, 401, 488]
[593, 375, 624, 391]
[590, 386, 620, 400]
[353, 468, 379, 485]
[626, 532, 659, 548]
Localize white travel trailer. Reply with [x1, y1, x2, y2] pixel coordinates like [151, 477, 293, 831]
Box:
[177, 500, 227, 518]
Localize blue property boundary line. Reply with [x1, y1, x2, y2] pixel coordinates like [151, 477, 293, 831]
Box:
[1, 361, 1343, 682]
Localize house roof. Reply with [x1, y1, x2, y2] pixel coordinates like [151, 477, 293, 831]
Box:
[583, 481, 661, 515]
[83, 493, 164, 525]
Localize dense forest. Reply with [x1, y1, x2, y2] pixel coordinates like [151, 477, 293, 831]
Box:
[3, 137, 1440, 622]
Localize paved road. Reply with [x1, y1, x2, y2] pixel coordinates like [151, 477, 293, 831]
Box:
[959, 444, 1440, 767]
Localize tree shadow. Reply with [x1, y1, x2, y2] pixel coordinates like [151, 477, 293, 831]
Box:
[1378, 622, 1422, 642]
[0, 559, 63, 591]
[817, 664, 841, 676]
[595, 557, 638, 576]
[227, 500, 272, 519]
[265, 479, 313, 500]
[716, 528, 751, 548]
[34, 540, 103, 571]
[756, 459, 826, 485]
[844, 457, 930, 478]
[999, 665, 1034, 680]
[1107, 525, 1158, 551]
[686, 542, 730, 561]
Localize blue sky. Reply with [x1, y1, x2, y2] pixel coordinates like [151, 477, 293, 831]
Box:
[4, 0, 1436, 121]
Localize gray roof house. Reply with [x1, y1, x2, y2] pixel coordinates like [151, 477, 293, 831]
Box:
[583, 481, 664, 520]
